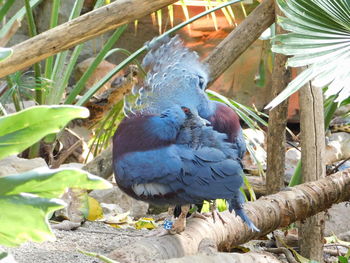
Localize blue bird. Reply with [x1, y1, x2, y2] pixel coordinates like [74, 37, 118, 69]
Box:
[113, 35, 258, 233]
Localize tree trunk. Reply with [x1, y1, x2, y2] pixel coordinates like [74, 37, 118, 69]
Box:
[298, 80, 326, 261]
[266, 2, 290, 194]
[0, 0, 178, 78]
[204, 0, 275, 86]
[108, 170, 350, 263]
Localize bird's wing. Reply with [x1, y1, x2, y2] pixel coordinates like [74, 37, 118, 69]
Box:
[115, 144, 243, 204]
[174, 145, 244, 202]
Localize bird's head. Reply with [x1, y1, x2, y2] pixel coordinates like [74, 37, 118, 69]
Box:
[123, 35, 214, 118]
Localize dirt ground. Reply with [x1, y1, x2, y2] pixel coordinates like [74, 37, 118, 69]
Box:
[2, 221, 148, 263]
[2, 202, 349, 263]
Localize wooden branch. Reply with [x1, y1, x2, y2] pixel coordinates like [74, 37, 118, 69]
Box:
[298, 75, 326, 261]
[204, 0, 275, 86]
[82, 65, 138, 127]
[109, 170, 350, 262]
[266, 1, 290, 194]
[0, 0, 178, 78]
[0, 19, 21, 47]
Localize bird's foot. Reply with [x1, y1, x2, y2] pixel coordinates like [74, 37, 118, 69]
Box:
[168, 204, 190, 234]
[209, 202, 227, 224]
[211, 209, 227, 225]
[189, 211, 208, 220]
[169, 217, 186, 234]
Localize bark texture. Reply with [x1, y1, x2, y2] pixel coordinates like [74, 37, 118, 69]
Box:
[82, 65, 138, 126]
[266, 2, 290, 194]
[109, 170, 350, 262]
[298, 81, 326, 262]
[0, 0, 178, 78]
[203, 0, 275, 86]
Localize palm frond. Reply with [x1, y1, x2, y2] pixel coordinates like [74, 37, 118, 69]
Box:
[266, 0, 350, 110]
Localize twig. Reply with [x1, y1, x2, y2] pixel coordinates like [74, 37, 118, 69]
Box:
[324, 243, 350, 249]
[264, 247, 298, 263]
[78, 227, 145, 237]
[51, 138, 82, 168]
[324, 248, 346, 257]
[78, 248, 120, 263]
[328, 157, 350, 175]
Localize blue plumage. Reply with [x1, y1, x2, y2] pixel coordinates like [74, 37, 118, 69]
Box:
[113, 35, 258, 232]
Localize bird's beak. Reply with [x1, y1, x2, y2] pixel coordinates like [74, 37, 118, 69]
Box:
[191, 109, 210, 126]
[198, 116, 211, 126]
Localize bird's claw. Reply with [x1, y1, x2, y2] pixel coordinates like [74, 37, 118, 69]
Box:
[169, 217, 186, 234]
[211, 210, 227, 225]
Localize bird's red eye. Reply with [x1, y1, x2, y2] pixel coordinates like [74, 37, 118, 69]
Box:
[181, 107, 190, 114]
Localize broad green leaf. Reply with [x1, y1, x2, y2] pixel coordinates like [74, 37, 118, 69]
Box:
[267, 0, 350, 109]
[0, 47, 12, 62]
[0, 194, 64, 246]
[0, 167, 112, 247]
[0, 167, 112, 198]
[0, 105, 89, 160]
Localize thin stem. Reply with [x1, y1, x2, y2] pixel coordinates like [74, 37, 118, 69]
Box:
[6, 76, 21, 112]
[44, 0, 61, 80]
[24, 0, 43, 105]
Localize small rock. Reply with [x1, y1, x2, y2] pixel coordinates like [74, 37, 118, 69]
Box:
[285, 148, 301, 182]
[242, 128, 267, 172]
[325, 202, 350, 236]
[4, 101, 36, 114]
[0, 155, 47, 176]
[100, 203, 124, 215]
[59, 163, 85, 169]
[89, 186, 149, 218]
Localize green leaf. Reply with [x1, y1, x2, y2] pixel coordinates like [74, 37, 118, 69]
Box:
[0, 167, 112, 198]
[267, 0, 350, 110]
[0, 252, 8, 260]
[0, 47, 12, 62]
[0, 0, 16, 22]
[0, 167, 112, 247]
[0, 105, 89, 160]
[0, 194, 64, 246]
[338, 256, 348, 263]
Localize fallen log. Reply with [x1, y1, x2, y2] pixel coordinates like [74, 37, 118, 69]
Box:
[108, 170, 350, 262]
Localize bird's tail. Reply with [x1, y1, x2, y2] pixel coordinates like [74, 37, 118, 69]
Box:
[228, 191, 259, 232]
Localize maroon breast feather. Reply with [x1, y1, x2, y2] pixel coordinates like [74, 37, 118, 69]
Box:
[209, 102, 241, 143]
[113, 115, 174, 159]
